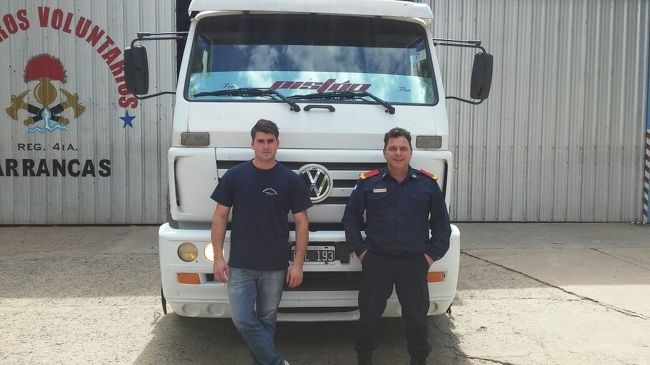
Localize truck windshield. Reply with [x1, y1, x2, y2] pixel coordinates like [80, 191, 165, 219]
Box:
[186, 14, 438, 105]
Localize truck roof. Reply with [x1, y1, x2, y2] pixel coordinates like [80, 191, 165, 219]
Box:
[188, 0, 433, 20]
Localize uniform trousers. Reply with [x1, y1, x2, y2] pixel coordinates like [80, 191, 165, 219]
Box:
[355, 251, 432, 359]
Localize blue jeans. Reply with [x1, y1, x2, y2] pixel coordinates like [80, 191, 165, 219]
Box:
[228, 268, 286, 365]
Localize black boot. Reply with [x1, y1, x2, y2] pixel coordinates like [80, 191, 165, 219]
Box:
[357, 351, 373, 365]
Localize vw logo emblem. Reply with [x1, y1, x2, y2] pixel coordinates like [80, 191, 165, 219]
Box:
[298, 164, 332, 203]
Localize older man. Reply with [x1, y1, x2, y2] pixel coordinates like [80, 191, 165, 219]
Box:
[343, 127, 451, 365]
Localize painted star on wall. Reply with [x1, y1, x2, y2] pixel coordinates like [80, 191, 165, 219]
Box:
[120, 110, 135, 128]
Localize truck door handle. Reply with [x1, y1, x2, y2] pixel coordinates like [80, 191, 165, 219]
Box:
[304, 104, 335, 112]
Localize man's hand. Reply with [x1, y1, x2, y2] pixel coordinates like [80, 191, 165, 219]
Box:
[424, 253, 434, 267]
[286, 263, 303, 288]
[213, 258, 229, 283]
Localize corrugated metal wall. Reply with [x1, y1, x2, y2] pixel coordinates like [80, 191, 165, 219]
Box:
[2, 1, 648, 224]
[429, 0, 650, 222]
[0, 0, 175, 224]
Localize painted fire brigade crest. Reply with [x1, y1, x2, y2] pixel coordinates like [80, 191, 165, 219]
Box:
[5, 54, 85, 133]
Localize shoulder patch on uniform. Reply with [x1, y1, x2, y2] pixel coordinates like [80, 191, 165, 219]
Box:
[359, 169, 380, 180]
[419, 169, 438, 181]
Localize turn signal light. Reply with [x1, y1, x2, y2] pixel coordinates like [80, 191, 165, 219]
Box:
[177, 273, 200, 284]
[416, 135, 442, 149]
[427, 271, 446, 282]
[181, 132, 210, 146]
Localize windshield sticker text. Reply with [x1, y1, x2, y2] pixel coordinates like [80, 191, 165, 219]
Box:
[270, 79, 371, 94]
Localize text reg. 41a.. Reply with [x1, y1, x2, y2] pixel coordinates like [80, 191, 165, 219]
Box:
[17, 143, 77, 151]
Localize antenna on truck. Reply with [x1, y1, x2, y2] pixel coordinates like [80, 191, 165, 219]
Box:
[433, 38, 493, 105]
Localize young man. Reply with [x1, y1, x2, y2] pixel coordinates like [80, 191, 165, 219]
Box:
[342, 127, 451, 365]
[211, 119, 312, 365]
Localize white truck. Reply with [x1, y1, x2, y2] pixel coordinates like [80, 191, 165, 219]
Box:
[124, 0, 492, 321]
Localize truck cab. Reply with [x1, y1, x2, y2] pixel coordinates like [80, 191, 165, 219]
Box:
[126, 0, 491, 321]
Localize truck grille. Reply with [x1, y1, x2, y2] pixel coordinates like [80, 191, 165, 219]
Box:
[284, 271, 361, 291]
[216, 160, 385, 205]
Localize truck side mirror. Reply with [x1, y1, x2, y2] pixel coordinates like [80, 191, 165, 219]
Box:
[124, 45, 150, 95]
[470, 53, 493, 100]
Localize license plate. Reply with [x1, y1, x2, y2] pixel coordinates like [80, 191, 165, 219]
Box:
[291, 245, 335, 263]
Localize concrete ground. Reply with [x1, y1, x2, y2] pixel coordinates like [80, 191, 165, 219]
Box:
[0, 223, 648, 364]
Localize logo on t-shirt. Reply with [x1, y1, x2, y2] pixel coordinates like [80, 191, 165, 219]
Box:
[262, 187, 278, 196]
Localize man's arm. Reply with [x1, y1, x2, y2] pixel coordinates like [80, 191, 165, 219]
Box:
[342, 184, 367, 260]
[426, 184, 451, 263]
[287, 210, 309, 288]
[211, 204, 231, 282]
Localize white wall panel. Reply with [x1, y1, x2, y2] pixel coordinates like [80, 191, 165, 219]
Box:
[0, 0, 175, 224]
[429, 0, 649, 222]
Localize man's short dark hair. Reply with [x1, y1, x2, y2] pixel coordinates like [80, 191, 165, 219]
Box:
[251, 119, 279, 140]
[383, 127, 412, 150]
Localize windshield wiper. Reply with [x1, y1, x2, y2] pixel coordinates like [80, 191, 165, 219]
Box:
[288, 91, 395, 114]
[194, 88, 300, 112]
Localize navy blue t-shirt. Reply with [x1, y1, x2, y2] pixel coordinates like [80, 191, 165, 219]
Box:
[210, 160, 312, 270]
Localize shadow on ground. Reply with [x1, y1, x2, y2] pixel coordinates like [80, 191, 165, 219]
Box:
[133, 312, 470, 365]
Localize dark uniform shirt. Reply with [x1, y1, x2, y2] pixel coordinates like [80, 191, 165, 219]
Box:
[342, 166, 451, 260]
[211, 161, 312, 270]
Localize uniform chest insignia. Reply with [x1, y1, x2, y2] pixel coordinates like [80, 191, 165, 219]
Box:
[359, 169, 380, 180]
[372, 188, 387, 193]
[419, 169, 438, 181]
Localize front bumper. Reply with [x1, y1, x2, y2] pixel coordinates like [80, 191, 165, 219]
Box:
[159, 223, 460, 321]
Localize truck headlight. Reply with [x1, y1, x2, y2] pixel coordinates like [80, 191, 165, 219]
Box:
[178, 242, 198, 262]
[204, 243, 214, 262]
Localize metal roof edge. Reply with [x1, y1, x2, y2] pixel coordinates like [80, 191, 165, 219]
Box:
[188, 0, 433, 20]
